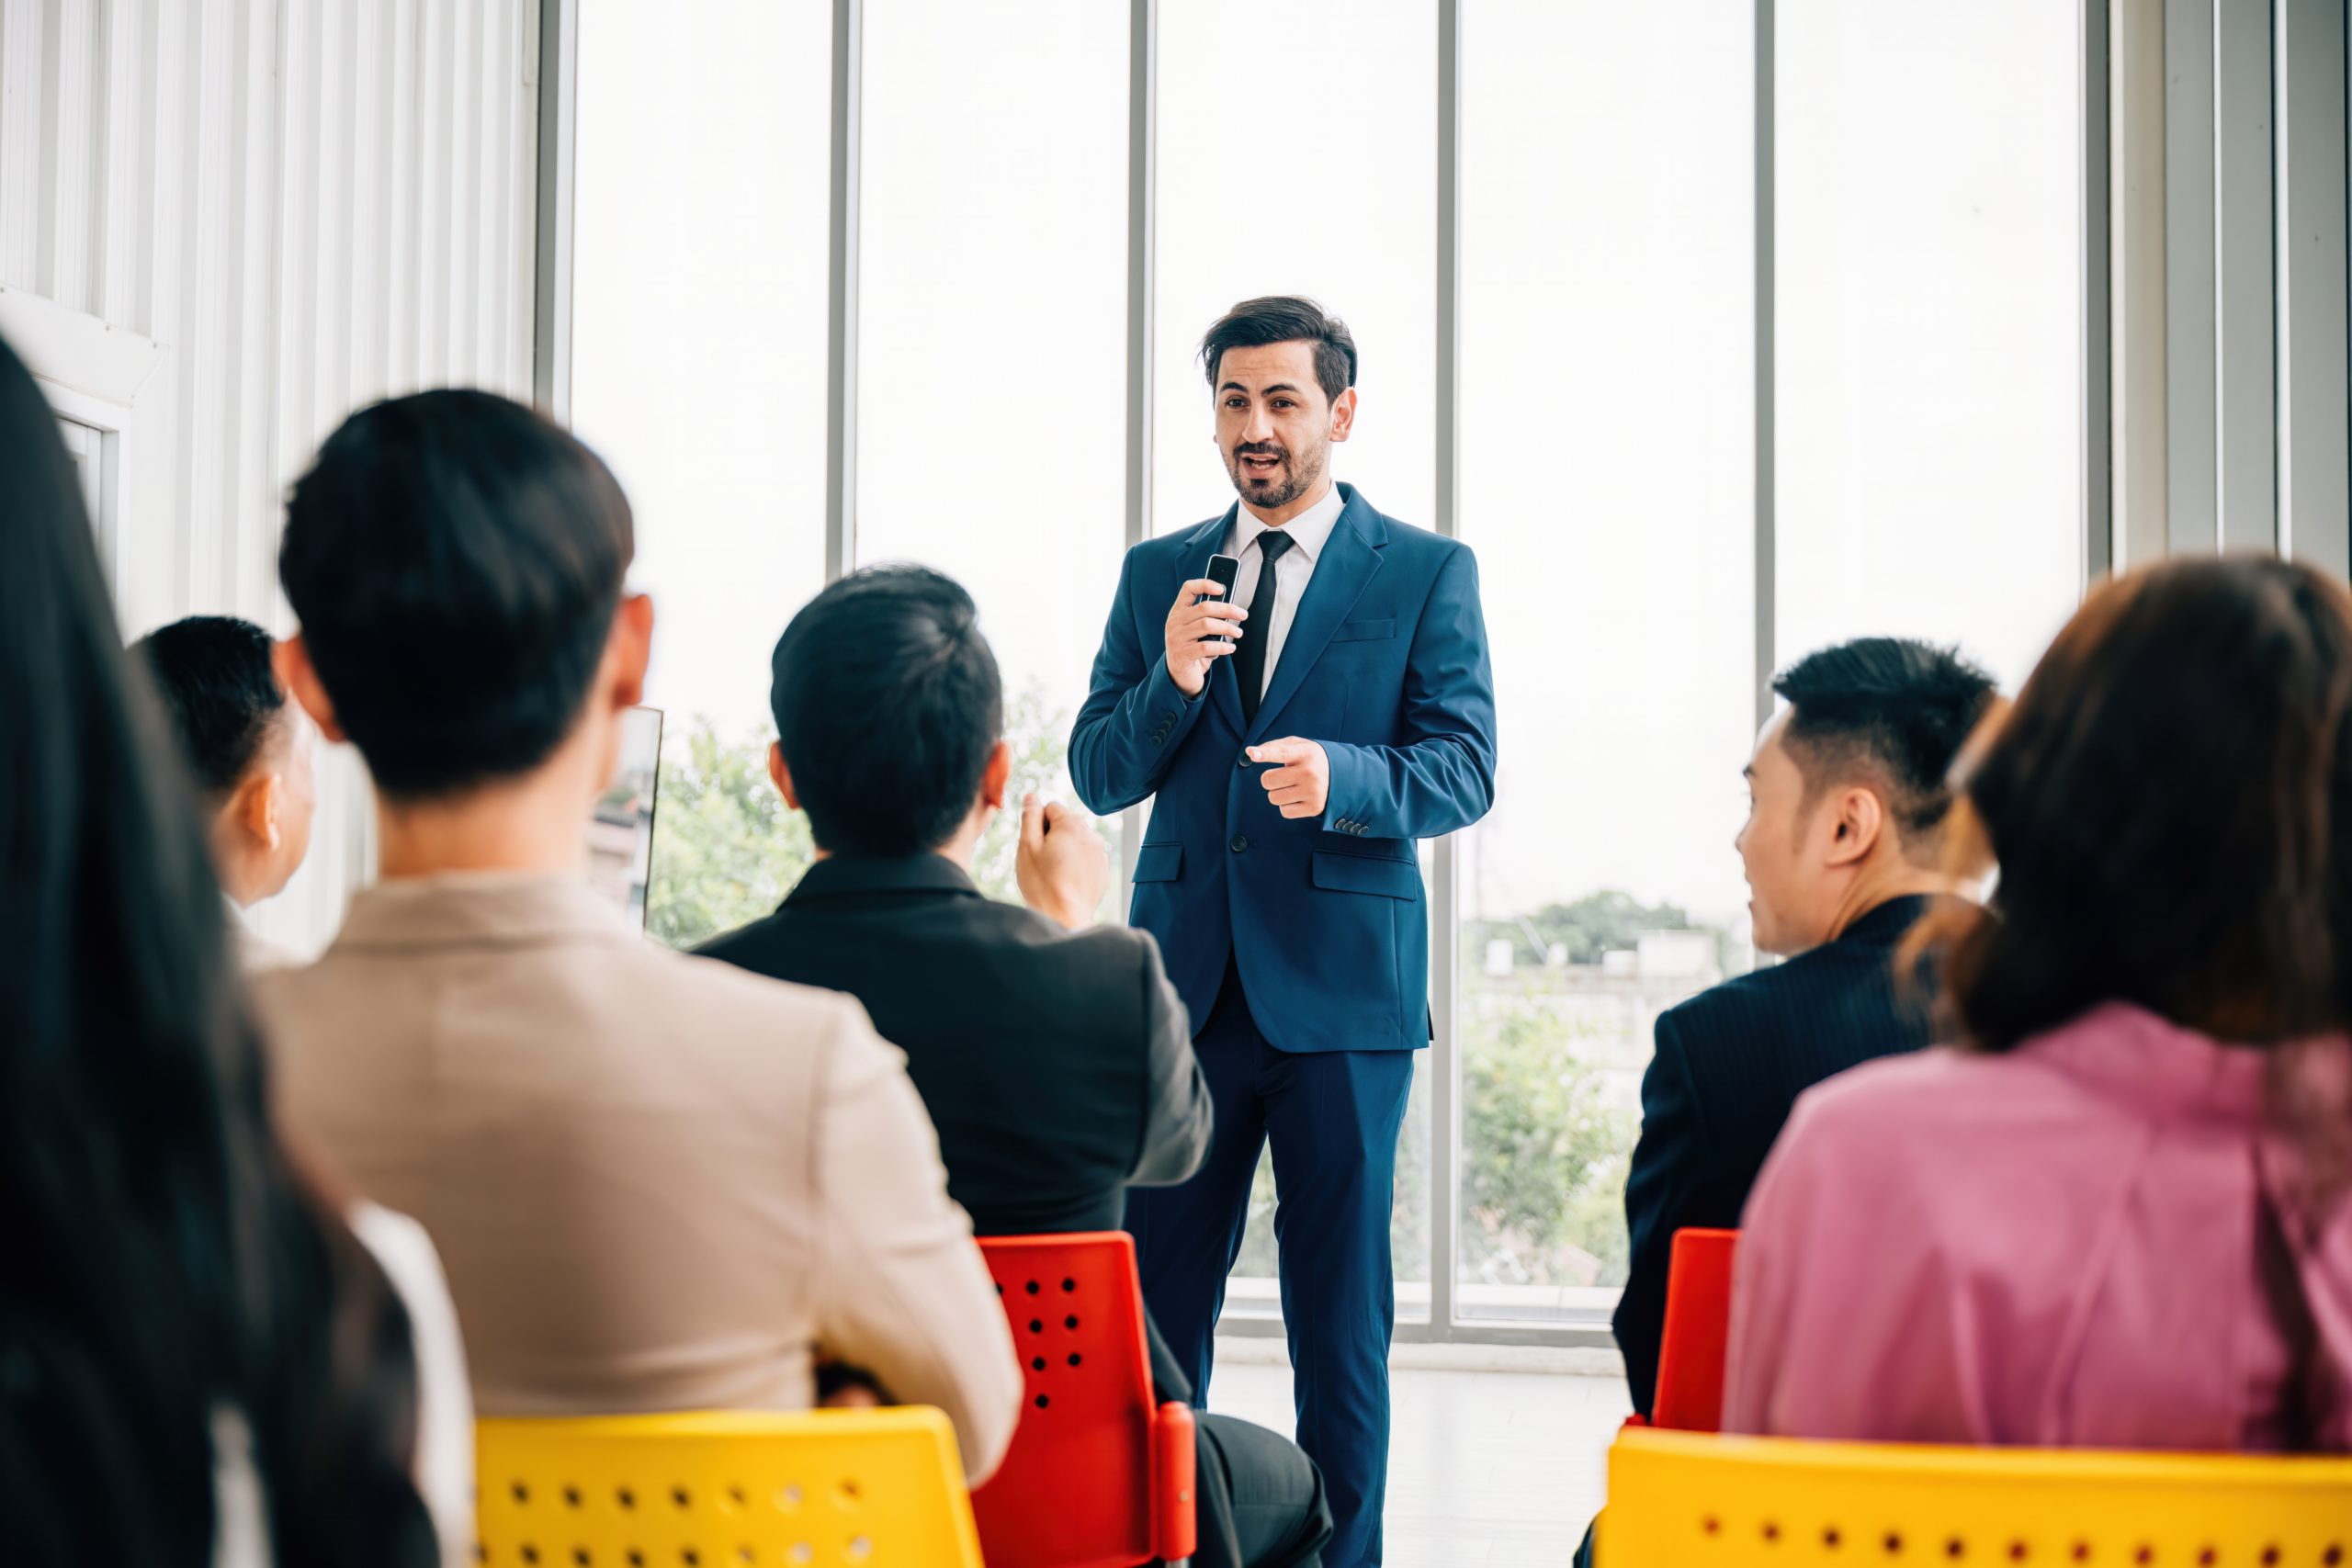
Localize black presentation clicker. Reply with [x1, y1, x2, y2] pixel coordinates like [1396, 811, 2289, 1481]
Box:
[1202, 553, 1241, 649]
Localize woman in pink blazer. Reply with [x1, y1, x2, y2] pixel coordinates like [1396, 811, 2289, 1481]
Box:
[1725, 556, 2352, 1451]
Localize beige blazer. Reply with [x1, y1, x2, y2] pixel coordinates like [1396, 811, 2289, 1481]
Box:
[255, 872, 1020, 1483]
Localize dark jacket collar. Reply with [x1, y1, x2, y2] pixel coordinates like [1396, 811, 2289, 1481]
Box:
[1837, 893, 1936, 950]
[783, 853, 984, 907]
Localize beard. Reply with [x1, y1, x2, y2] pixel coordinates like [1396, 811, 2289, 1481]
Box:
[1225, 439, 1327, 510]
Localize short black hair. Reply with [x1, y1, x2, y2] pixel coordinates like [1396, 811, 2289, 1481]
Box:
[771, 566, 1002, 858]
[1770, 637, 1998, 845]
[1200, 295, 1358, 405]
[130, 615, 289, 799]
[278, 389, 634, 801]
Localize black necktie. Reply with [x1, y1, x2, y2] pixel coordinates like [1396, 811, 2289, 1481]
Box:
[1235, 529, 1294, 726]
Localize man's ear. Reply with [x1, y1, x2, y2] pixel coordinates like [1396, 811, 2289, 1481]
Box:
[273, 636, 347, 743]
[607, 593, 654, 710]
[1329, 386, 1359, 444]
[978, 739, 1012, 813]
[220, 769, 282, 853]
[768, 742, 801, 811]
[251, 770, 286, 852]
[1826, 786, 1885, 868]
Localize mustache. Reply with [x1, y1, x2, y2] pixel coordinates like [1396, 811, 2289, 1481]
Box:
[1232, 443, 1289, 462]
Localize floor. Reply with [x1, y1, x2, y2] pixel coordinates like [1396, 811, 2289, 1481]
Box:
[1204, 1352, 1630, 1566]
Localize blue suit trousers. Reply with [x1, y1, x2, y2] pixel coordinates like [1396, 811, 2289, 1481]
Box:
[1125, 961, 1415, 1568]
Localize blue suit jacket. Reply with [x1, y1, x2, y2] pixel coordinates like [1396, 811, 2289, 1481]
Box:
[1069, 484, 1497, 1055]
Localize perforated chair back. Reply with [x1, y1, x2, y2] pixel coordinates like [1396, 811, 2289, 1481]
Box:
[475, 1408, 984, 1568]
[1652, 1226, 1739, 1432]
[972, 1232, 1197, 1568]
[1599, 1426, 2352, 1565]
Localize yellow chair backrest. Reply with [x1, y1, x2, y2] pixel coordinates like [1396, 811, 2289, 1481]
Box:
[476, 1408, 985, 1568]
[1600, 1427, 2352, 1565]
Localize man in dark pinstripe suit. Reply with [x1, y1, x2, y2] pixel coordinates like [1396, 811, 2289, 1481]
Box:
[1612, 637, 1999, 1419]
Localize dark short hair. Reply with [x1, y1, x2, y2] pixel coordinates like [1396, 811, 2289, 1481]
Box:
[1200, 295, 1358, 405]
[1919, 557, 2352, 1053]
[131, 615, 289, 799]
[1770, 637, 1997, 844]
[771, 566, 1002, 858]
[278, 389, 634, 801]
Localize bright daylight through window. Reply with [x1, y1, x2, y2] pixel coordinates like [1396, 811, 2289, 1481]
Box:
[567, 0, 2085, 1338]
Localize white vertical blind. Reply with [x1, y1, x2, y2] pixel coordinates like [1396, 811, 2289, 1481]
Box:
[0, 0, 541, 955]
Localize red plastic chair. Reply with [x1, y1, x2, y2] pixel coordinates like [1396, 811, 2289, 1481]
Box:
[971, 1233, 1197, 1568]
[1650, 1226, 1739, 1433]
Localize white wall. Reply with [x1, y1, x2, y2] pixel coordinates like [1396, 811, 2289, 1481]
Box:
[0, 0, 541, 953]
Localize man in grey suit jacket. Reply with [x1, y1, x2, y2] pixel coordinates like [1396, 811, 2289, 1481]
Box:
[255, 391, 1020, 1482]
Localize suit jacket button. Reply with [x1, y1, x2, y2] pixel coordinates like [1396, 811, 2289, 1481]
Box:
[1230, 835, 1249, 853]
[1237, 752, 1250, 769]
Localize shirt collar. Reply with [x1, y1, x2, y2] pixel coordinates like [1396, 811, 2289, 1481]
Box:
[1231, 480, 1346, 567]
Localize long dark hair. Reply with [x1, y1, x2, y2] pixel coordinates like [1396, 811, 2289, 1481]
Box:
[1916, 555, 2352, 1054]
[0, 334, 435, 1563]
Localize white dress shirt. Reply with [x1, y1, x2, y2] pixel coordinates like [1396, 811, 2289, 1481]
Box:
[1227, 481, 1346, 698]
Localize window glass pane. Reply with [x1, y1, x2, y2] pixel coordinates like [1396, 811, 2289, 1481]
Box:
[1154, 0, 1438, 537]
[1775, 0, 2082, 689]
[1158, 0, 1438, 1320]
[855, 0, 1129, 906]
[571, 0, 831, 949]
[1455, 0, 1755, 1322]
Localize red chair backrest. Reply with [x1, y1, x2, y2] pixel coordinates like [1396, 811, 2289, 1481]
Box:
[1651, 1226, 1739, 1433]
[971, 1233, 1165, 1568]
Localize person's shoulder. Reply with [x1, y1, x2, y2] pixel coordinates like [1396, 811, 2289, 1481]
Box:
[1361, 506, 1474, 570]
[1044, 916, 1162, 972]
[573, 935, 883, 1077]
[1656, 966, 1799, 1057]
[974, 903, 1164, 991]
[1125, 522, 1218, 570]
[246, 946, 343, 1035]
[1777, 1044, 2007, 1162]
[694, 907, 789, 968]
[650, 942, 874, 1035]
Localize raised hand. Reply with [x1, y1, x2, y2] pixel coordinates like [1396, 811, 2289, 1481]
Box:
[1162, 580, 1248, 698]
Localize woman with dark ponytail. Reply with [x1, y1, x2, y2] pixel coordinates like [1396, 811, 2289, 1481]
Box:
[0, 331, 456, 1565]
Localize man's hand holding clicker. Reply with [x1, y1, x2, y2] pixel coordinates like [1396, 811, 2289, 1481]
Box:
[1162, 581, 1249, 698]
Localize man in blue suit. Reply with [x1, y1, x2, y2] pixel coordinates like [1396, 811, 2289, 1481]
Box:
[1071, 297, 1497, 1567]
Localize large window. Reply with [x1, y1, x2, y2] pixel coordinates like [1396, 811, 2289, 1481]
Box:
[854, 0, 1129, 902]
[1158, 0, 1441, 1323]
[560, 1, 2089, 1347]
[1453, 0, 1756, 1323]
[1775, 0, 2084, 690]
[570, 0, 831, 948]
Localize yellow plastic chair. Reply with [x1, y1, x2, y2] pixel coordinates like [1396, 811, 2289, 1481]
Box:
[476, 1408, 986, 1567]
[1600, 1427, 2352, 1565]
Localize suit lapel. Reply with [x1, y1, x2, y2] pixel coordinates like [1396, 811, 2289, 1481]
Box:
[1178, 507, 1247, 737]
[1250, 488, 1386, 742]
